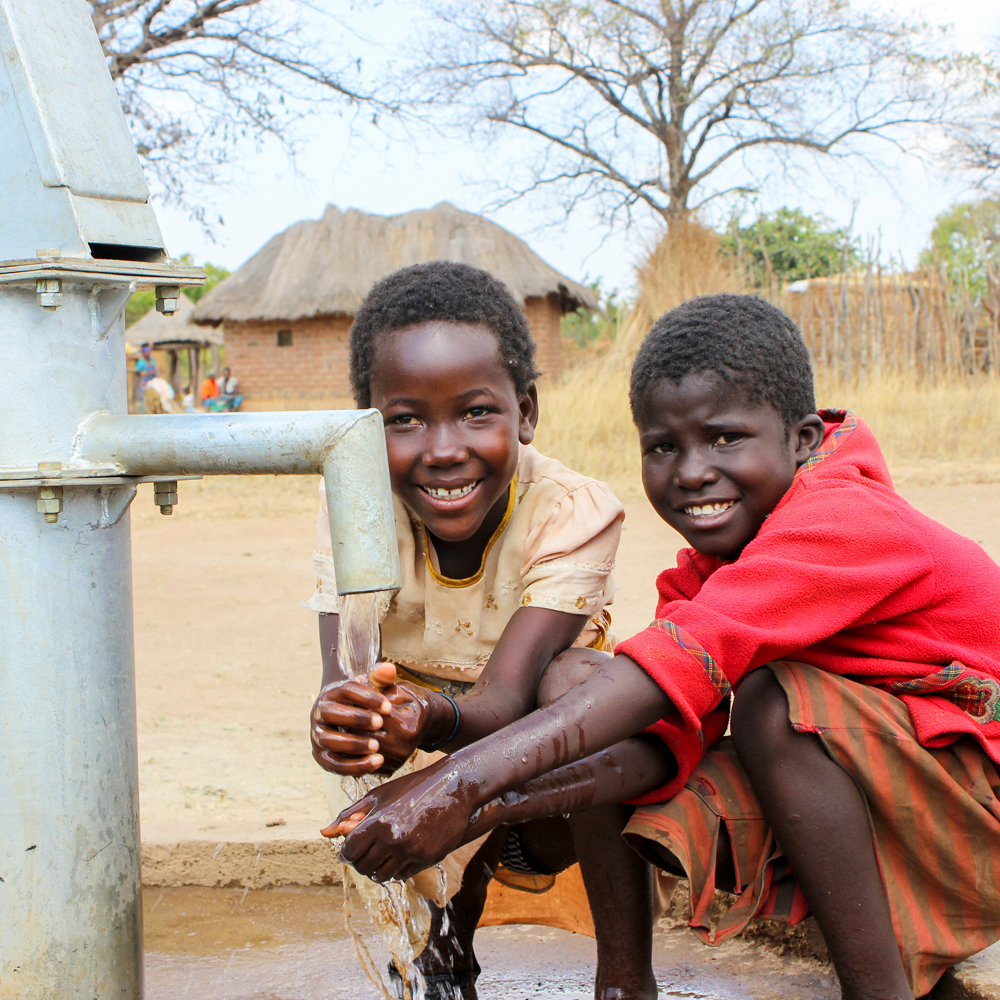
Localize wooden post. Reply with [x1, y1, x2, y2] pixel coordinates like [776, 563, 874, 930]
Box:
[190, 347, 201, 409]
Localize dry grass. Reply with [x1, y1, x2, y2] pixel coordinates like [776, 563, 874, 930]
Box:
[536, 363, 1000, 501]
[536, 222, 1000, 500]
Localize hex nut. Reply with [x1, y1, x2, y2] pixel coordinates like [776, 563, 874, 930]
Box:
[155, 285, 181, 315]
[36, 278, 62, 311]
[154, 481, 178, 514]
[37, 485, 63, 523]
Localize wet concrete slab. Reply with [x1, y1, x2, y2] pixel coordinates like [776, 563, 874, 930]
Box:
[143, 886, 839, 1000]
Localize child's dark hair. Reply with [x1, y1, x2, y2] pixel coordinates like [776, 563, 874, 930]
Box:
[629, 293, 816, 429]
[350, 261, 541, 407]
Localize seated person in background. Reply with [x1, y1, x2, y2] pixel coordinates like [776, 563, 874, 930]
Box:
[217, 367, 242, 411]
[330, 293, 1000, 1000]
[309, 261, 670, 1000]
[200, 370, 219, 408]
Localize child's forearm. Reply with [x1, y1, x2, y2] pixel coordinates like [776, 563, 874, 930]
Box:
[433, 654, 674, 811]
[419, 606, 589, 750]
[463, 736, 677, 844]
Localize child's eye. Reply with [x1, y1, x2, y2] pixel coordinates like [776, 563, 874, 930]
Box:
[465, 406, 493, 419]
[714, 432, 744, 446]
[390, 414, 420, 426]
[649, 442, 676, 455]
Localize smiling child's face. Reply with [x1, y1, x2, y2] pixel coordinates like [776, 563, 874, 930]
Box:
[637, 373, 824, 561]
[369, 320, 537, 544]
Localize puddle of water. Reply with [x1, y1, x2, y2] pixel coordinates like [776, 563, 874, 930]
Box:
[142, 886, 839, 1000]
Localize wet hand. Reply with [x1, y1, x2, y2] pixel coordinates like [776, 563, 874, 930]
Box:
[325, 759, 480, 883]
[312, 664, 443, 774]
[310, 667, 393, 776]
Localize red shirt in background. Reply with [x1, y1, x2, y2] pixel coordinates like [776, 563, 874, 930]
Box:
[618, 411, 1000, 803]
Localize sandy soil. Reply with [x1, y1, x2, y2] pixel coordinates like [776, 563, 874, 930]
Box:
[133, 474, 1000, 846]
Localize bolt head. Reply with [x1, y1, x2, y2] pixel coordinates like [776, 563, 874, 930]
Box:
[155, 286, 182, 315]
[37, 498, 62, 513]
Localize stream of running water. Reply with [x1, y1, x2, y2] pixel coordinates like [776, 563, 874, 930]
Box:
[336, 591, 429, 1000]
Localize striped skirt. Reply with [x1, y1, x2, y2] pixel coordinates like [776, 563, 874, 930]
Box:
[623, 661, 1000, 997]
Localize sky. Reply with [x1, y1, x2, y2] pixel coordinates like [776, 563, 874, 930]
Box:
[152, 0, 1000, 298]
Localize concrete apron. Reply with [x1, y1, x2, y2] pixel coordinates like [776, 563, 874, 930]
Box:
[139, 838, 1000, 999]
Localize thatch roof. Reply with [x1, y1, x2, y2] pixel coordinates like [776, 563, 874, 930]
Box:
[192, 202, 599, 326]
[127, 294, 223, 347]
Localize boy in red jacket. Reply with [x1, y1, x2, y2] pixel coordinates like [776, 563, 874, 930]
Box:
[329, 294, 1000, 1000]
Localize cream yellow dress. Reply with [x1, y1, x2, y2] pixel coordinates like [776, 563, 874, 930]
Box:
[307, 444, 623, 946]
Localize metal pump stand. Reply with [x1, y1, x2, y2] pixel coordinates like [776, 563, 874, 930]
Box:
[0, 1, 401, 996]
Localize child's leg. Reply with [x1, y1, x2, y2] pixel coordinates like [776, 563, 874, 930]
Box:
[519, 648, 672, 1000]
[412, 828, 506, 998]
[730, 668, 911, 1000]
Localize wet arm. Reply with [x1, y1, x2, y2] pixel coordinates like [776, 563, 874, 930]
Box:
[337, 655, 675, 877]
[419, 606, 588, 751]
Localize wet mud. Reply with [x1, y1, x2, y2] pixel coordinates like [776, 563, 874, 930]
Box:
[143, 885, 839, 1000]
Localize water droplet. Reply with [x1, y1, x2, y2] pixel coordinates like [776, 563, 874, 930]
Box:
[521, 754, 529, 764]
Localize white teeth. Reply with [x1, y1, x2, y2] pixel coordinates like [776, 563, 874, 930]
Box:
[684, 501, 736, 517]
[423, 482, 478, 500]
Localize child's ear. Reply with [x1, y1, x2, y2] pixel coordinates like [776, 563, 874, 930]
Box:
[518, 384, 539, 445]
[791, 413, 827, 465]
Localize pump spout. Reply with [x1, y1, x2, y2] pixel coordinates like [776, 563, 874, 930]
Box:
[74, 409, 401, 595]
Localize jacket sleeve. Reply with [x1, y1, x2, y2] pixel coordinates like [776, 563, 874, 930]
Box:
[616, 481, 937, 733]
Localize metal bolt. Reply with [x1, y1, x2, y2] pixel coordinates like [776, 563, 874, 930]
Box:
[155, 285, 181, 315]
[36, 248, 60, 258]
[38, 485, 63, 523]
[38, 461, 63, 473]
[36, 278, 62, 311]
[154, 480, 178, 515]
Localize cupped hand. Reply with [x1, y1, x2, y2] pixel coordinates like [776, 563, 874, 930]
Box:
[311, 663, 441, 775]
[322, 757, 482, 883]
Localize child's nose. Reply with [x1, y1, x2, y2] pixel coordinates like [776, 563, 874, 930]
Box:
[673, 449, 719, 489]
[422, 426, 470, 466]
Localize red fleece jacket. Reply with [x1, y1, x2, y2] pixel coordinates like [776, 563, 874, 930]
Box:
[618, 410, 1000, 804]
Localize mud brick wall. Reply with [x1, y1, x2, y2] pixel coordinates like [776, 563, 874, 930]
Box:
[221, 316, 353, 410]
[523, 294, 564, 381]
[224, 297, 564, 410]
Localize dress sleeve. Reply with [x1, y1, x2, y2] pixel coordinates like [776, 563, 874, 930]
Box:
[616, 481, 937, 733]
[519, 481, 624, 618]
[303, 481, 341, 614]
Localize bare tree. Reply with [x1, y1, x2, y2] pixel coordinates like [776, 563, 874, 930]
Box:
[949, 51, 1000, 191]
[413, 0, 963, 229]
[91, 0, 389, 217]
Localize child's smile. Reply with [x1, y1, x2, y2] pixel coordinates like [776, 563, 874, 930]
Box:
[369, 320, 537, 576]
[637, 373, 824, 560]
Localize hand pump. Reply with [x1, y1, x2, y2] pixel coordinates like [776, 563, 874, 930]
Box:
[0, 1, 401, 995]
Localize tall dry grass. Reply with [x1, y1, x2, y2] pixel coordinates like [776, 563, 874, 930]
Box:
[536, 222, 1000, 500]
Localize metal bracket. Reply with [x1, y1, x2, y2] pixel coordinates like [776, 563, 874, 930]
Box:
[97, 485, 137, 528]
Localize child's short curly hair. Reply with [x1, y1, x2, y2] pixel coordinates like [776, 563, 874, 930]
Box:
[629, 293, 816, 430]
[349, 261, 541, 407]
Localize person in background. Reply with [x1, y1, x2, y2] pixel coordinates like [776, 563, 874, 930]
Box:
[200, 370, 219, 409]
[217, 367, 243, 411]
[135, 344, 158, 412]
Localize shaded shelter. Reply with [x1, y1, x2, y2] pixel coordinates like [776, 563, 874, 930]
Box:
[192, 202, 598, 410]
[127, 295, 223, 407]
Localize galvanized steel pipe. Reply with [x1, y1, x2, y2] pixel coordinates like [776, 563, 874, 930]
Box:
[74, 410, 401, 595]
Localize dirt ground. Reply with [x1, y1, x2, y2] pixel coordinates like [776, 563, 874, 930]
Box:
[132, 473, 1000, 846]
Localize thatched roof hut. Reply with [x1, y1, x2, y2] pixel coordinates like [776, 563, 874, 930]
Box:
[193, 202, 598, 325]
[191, 203, 596, 409]
[129, 294, 222, 350]
[126, 295, 223, 408]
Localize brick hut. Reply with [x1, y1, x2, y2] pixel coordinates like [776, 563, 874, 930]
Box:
[190, 202, 598, 410]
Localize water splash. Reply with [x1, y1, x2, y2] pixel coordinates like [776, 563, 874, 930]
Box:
[336, 591, 429, 1000]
